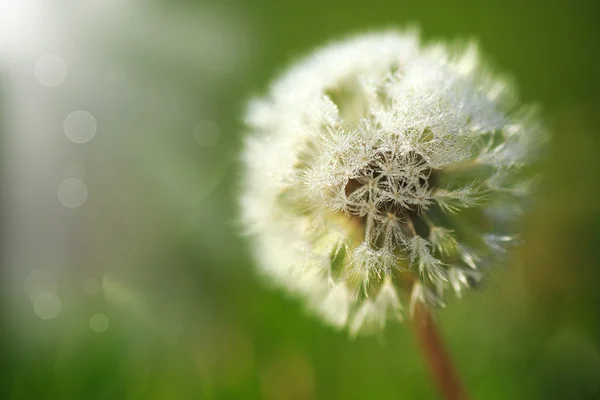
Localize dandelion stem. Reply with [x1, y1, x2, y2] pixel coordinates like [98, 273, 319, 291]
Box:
[411, 302, 469, 400]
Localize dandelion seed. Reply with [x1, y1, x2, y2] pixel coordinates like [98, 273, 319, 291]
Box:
[429, 227, 458, 257]
[448, 267, 482, 298]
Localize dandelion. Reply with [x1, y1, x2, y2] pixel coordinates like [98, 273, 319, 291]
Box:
[241, 26, 541, 379]
[240, 29, 543, 399]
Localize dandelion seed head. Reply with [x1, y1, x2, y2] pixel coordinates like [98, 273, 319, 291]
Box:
[240, 30, 543, 335]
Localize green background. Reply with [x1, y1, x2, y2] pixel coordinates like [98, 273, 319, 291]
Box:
[2, 1, 600, 399]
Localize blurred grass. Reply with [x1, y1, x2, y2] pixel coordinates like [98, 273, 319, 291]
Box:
[2, 1, 600, 399]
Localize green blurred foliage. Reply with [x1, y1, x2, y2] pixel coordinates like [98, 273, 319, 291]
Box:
[2, 1, 600, 399]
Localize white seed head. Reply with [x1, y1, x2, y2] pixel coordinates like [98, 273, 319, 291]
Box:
[240, 30, 543, 335]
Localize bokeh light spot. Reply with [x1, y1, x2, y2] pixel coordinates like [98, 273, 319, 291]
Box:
[58, 178, 88, 208]
[192, 120, 220, 147]
[33, 292, 62, 320]
[35, 54, 68, 87]
[64, 110, 97, 144]
[89, 313, 110, 333]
